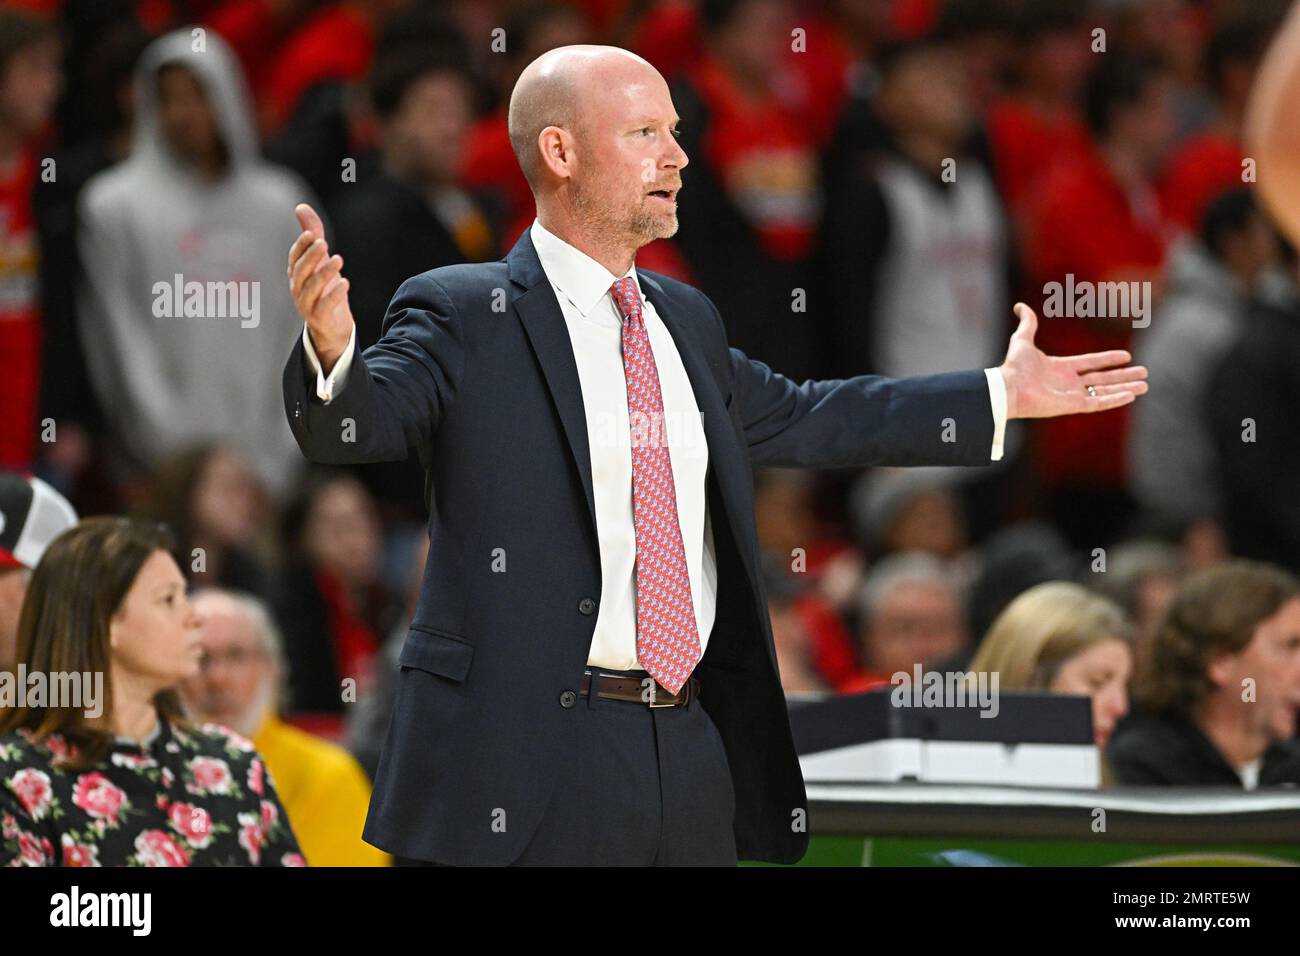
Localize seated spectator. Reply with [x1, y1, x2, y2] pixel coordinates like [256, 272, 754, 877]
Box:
[764, 558, 830, 696]
[966, 581, 1133, 749]
[842, 551, 968, 691]
[182, 589, 389, 865]
[850, 467, 968, 561]
[1086, 539, 1182, 661]
[754, 469, 863, 689]
[276, 471, 395, 715]
[1109, 561, 1300, 788]
[346, 533, 427, 780]
[0, 517, 304, 866]
[0, 473, 77, 671]
[963, 521, 1079, 648]
[136, 444, 277, 605]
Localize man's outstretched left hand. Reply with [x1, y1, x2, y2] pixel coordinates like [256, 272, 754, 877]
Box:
[999, 302, 1149, 420]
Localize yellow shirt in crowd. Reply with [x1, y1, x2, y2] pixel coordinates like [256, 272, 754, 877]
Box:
[252, 715, 391, 866]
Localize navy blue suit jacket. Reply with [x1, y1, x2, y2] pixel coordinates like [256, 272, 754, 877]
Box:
[282, 228, 996, 864]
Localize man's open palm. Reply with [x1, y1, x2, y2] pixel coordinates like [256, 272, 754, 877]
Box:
[999, 302, 1148, 419]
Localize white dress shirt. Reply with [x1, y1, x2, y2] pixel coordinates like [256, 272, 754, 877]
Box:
[302, 219, 1009, 672]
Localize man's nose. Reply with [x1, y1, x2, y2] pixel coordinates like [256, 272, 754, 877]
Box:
[665, 137, 689, 171]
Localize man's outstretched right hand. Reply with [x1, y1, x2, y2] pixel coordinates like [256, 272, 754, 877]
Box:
[287, 202, 353, 373]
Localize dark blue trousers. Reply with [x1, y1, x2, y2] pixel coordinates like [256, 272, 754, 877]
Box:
[398, 669, 738, 866]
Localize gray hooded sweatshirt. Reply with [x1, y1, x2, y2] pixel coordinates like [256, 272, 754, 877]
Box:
[77, 28, 317, 500]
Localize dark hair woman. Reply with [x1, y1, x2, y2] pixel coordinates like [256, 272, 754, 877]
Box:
[1109, 560, 1300, 788]
[1, 517, 306, 866]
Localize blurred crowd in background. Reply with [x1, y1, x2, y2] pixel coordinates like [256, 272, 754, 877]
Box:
[3, 0, 1300, 862]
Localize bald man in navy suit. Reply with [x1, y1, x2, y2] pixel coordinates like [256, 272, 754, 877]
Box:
[285, 45, 1147, 866]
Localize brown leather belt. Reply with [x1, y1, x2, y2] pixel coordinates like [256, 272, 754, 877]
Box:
[580, 669, 698, 708]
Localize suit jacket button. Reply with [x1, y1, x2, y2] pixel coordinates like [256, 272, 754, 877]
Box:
[559, 690, 577, 708]
[578, 597, 596, 615]
[293, 402, 302, 419]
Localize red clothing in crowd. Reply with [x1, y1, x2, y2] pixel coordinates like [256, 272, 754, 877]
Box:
[1158, 131, 1245, 233]
[1020, 146, 1168, 488]
[687, 55, 821, 262]
[206, 0, 285, 102]
[986, 97, 1092, 213]
[313, 567, 380, 697]
[837, 670, 892, 695]
[259, 2, 374, 133]
[460, 110, 534, 247]
[0, 148, 42, 470]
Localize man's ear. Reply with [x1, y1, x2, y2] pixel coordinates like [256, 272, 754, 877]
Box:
[537, 125, 576, 182]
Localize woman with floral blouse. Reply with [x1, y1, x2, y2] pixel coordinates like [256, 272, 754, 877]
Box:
[0, 517, 306, 866]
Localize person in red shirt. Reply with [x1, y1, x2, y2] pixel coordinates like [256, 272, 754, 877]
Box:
[1159, 18, 1272, 234]
[0, 11, 60, 471]
[1020, 54, 1176, 545]
[459, 1, 590, 248]
[985, 6, 1093, 214]
[259, 0, 415, 134]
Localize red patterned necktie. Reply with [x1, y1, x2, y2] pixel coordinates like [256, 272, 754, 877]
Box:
[610, 276, 701, 694]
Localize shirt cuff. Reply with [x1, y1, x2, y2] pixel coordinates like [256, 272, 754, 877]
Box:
[302, 324, 356, 404]
[984, 367, 1008, 462]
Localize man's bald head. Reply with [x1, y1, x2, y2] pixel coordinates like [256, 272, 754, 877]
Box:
[506, 44, 687, 269]
[507, 45, 660, 192]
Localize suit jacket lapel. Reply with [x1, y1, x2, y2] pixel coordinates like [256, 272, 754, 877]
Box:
[508, 231, 599, 538]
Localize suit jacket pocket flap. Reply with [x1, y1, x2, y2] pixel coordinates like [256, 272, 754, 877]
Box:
[399, 626, 474, 683]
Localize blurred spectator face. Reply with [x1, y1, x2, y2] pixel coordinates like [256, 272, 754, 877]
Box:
[192, 447, 262, 549]
[770, 600, 806, 653]
[110, 550, 204, 688]
[1208, 597, 1300, 743]
[755, 475, 816, 558]
[1113, 72, 1177, 175]
[711, 0, 791, 85]
[1182, 518, 1228, 570]
[183, 595, 272, 735]
[1050, 637, 1132, 747]
[1222, 210, 1281, 285]
[1024, 28, 1091, 100]
[886, 489, 965, 558]
[864, 580, 966, 675]
[0, 35, 60, 138]
[880, 46, 971, 145]
[156, 64, 223, 168]
[831, 0, 894, 44]
[0, 567, 30, 670]
[303, 479, 381, 587]
[1133, 571, 1179, 647]
[384, 70, 475, 185]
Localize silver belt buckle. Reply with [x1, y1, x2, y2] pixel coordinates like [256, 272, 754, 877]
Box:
[647, 679, 676, 708]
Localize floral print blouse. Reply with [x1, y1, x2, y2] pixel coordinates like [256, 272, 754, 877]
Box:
[1, 715, 307, 866]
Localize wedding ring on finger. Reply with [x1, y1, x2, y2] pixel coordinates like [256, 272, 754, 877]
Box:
[1086, 385, 1097, 397]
